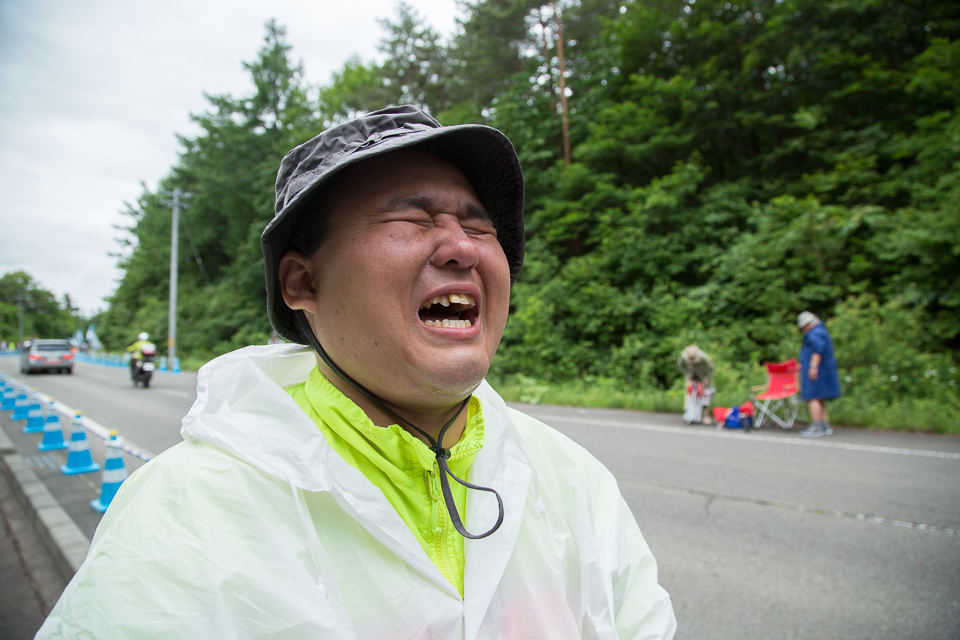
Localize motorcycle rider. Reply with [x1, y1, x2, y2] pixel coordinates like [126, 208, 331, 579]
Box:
[126, 332, 154, 379]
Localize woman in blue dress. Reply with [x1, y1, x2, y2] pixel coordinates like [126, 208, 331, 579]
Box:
[797, 311, 841, 437]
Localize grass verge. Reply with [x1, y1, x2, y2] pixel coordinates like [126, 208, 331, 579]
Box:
[489, 374, 960, 435]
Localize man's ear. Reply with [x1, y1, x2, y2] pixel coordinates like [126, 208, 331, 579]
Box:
[278, 251, 319, 315]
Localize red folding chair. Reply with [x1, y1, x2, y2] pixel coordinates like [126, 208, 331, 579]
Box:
[751, 359, 802, 429]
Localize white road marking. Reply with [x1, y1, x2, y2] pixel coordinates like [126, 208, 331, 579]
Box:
[29, 391, 158, 461]
[156, 388, 193, 399]
[528, 411, 960, 460]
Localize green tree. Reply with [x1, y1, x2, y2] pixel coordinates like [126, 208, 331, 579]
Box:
[90, 4, 960, 428]
[449, 0, 540, 113]
[0, 271, 79, 344]
[319, 56, 396, 123]
[378, 2, 451, 113]
[320, 4, 451, 120]
[499, 0, 960, 401]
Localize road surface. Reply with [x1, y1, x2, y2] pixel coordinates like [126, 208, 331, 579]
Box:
[1, 356, 194, 474]
[2, 355, 958, 639]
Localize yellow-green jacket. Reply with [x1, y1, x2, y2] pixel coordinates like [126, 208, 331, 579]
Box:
[125, 339, 153, 360]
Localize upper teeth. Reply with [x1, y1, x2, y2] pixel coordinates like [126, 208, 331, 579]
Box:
[422, 293, 475, 309]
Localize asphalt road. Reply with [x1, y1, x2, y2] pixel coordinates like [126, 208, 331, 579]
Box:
[2, 354, 958, 639]
[519, 405, 960, 640]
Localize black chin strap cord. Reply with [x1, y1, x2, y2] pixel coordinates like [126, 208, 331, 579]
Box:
[294, 311, 504, 539]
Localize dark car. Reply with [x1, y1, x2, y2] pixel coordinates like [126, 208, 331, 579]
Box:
[21, 339, 74, 374]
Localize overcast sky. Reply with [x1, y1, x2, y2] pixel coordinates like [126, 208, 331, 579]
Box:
[0, 0, 462, 315]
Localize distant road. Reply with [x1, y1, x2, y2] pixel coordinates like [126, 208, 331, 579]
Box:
[2, 354, 958, 638]
[0, 355, 193, 472]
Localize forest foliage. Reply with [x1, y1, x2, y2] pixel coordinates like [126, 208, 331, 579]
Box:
[91, 1, 959, 430]
[0, 271, 79, 344]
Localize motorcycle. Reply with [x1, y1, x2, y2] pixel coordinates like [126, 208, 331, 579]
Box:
[131, 343, 157, 388]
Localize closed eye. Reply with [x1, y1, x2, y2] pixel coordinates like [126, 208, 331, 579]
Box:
[382, 196, 496, 235]
[462, 202, 497, 236]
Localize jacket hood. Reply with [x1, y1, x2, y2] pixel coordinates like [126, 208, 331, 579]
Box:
[181, 343, 333, 489]
[180, 344, 521, 496]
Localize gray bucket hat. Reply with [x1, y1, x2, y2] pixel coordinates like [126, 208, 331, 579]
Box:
[262, 105, 525, 344]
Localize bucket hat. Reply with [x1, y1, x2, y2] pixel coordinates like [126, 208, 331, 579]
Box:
[680, 345, 703, 365]
[797, 311, 819, 330]
[262, 105, 525, 344]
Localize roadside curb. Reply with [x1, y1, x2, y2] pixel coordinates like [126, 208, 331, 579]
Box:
[0, 450, 90, 582]
[0, 422, 14, 454]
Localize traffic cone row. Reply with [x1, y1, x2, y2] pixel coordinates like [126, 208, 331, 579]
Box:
[1, 377, 127, 512]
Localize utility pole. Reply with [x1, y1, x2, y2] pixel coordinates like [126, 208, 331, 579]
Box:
[537, 3, 572, 166]
[554, 5, 571, 166]
[17, 296, 24, 348]
[168, 188, 180, 364]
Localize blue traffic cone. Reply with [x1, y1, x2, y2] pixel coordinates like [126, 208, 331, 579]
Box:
[61, 412, 100, 475]
[1, 384, 20, 411]
[11, 387, 33, 420]
[37, 400, 68, 451]
[91, 432, 127, 513]
[23, 395, 45, 434]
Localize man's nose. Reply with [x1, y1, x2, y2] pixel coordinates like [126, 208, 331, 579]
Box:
[428, 216, 481, 271]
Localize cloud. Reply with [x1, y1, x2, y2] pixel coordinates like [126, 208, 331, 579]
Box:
[0, 0, 460, 314]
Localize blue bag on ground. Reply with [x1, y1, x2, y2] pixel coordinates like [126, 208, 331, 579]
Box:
[724, 406, 742, 428]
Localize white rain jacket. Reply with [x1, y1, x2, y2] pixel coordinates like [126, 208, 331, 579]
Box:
[38, 344, 676, 639]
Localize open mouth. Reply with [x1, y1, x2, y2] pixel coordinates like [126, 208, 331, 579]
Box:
[419, 293, 477, 328]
